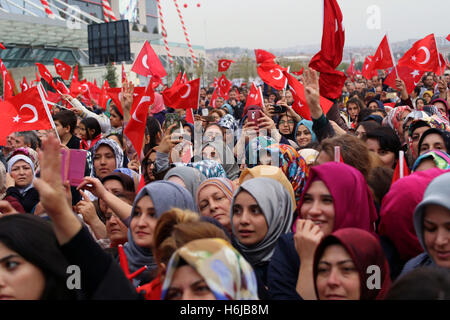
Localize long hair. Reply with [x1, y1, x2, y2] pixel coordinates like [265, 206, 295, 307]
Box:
[81, 117, 101, 140]
[0, 215, 77, 300]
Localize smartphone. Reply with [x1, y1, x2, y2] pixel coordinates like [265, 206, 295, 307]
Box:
[246, 108, 261, 125]
[201, 108, 209, 116]
[164, 113, 181, 132]
[272, 105, 287, 113]
[61, 149, 88, 187]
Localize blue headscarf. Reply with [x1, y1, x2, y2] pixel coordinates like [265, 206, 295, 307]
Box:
[294, 120, 317, 144]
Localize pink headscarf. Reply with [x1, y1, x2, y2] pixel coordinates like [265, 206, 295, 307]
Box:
[378, 168, 449, 262]
[150, 93, 165, 115]
[293, 162, 378, 235]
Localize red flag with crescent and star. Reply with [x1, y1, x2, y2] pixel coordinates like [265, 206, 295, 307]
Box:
[397, 34, 440, 72]
[361, 56, 378, 80]
[254, 49, 276, 65]
[162, 78, 200, 110]
[0, 86, 53, 145]
[257, 61, 288, 91]
[53, 58, 72, 80]
[371, 35, 394, 70]
[384, 65, 425, 95]
[106, 86, 145, 116]
[244, 83, 263, 113]
[217, 74, 232, 99]
[36, 63, 56, 89]
[131, 41, 167, 78]
[20, 76, 30, 92]
[218, 59, 234, 72]
[209, 88, 219, 109]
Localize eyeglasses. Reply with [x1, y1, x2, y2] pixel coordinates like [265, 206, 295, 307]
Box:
[279, 120, 295, 125]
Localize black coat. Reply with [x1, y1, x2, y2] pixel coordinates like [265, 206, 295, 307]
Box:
[6, 186, 40, 213]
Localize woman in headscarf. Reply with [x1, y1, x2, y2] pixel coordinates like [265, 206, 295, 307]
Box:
[245, 136, 276, 168]
[411, 150, 450, 172]
[161, 238, 259, 300]
[182, 160, 227, 179]
[90, 138, 124, 180]
[201, 140, 240, 181]
[263, 144, 309, 202]
[196, 177, 237, 233]
[121, 181, 197, 287]
[418, 128, 450, 155]
[276, 111, 298, 146]
[164, 166, 207, 207]
[313, 228, 391, 300]
[382, 105, 411, 145]
[400, 172, 450, 275]
[231, 177, 294, 299]
[149, 93, 167, 127]
[294, 120, 318, 150]
[268, 162, 379, 300]
[5, 154, 39, 213]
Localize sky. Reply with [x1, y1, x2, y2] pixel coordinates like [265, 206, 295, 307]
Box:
[161, 0, 450, 50]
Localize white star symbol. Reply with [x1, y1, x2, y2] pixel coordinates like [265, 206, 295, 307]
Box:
[412, 55, 416, 61]
[13, 115, 21, 123]
[410, 70, 420, 78]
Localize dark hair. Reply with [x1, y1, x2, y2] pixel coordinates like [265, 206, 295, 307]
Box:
[53, 110, 77, 134]
[16, 131, 40, 150]
[110, 105, 123, 120]
[385, 267, 450, 300]
[80, 117, 101, 140]
[357, 108, 375, 123]
[413, 87, 421, 96]
[106, 132, 124, 148]
[356, 121, 381, 136]
[145, 116, 162, 152]
[0, 215, 77, 300]
[101, 172, 136, 193]
[367, 166, 394, 206]
[418, 128, 450, 154]
[366, 127, 401, 158]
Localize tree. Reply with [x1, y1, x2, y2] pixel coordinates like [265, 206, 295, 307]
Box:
[105, 62, 118, 88]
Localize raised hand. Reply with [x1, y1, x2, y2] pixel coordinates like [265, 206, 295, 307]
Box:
[294, 219, 324, 262]
[303, 68, 322, 119]
[77, 176, 108, 200]
[121, 81, 135, 122]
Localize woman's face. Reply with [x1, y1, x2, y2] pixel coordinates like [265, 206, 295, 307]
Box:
[202, 145, 222, 163]
[423, 205, 450, 268]
[423, 94, 432, 104]
[109, 109, 123, 128]
[0, 242, 46, 300]
[232, 190, 268, 247]
[316, 244, 360, 300]
[347, 103, 360, 121]
[416, 99, 425, 109]
[130, 195, 157, 248]
[78, 122, 87, 140]
[105, 208, 128, 246]
[278, 115, 295, 135]
[355, 125, 367, 140]
[145, 152, 157, 182]
[165, 265, 216, 300]
[211, 112, 221, 123]
[368, 102, 379, 111]
[103, 179, 124, 195]
[198, 185, 232, 230]
[301, 180, 335, 236]
[366, 138, 396, 169]
[411, 126, 430, 158]
[296, 124, 312, 147]
[204, 126, 223, 142]
[434, 102, 447, 117]
[10, 160, 33, 188]
[94, 145, 117, 180]
[419, 133, 446, 155]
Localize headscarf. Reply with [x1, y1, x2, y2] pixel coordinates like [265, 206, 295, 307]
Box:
[277, 113, 297, 141]
[90, 138, 124, 177]
[7, 155, 35, 194]
[164, 166, 207, 206]
[298, 148, 319, 166]
[431, 98, 449, 118]
[294, 120, 317, 145]
[124, 181, 196, 286]
[407, 114, 450, 137]
[263, 144, 309, 201]
[245, 136, 276, 168]
[367, 98, 385, 111]
[378, 168, 448, 262]
[412, 150, 450, 172]
[218, 114, 238, 132]
[114, 168, 141, 190]
[293, 162, 378, 234]
[239, 165, 296, 211]
[196, 177, 236, 205]
[9, 147, 39, 173]
[150, 93, 165, 115]
[383, 106, 411, 132]
[178, 160, 227, 179]
[161, 238, 259, 300]
[101, 172, 135, 193]
[313, 228, 391, 300]
[201, 140, 240, 180]
[231, 178, 294, 266]
[413, 172, 450, 263]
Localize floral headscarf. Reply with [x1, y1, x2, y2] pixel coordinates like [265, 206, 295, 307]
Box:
[90, 138, 124, 177]
[412, 150, 450, 172]
[383, 106, 411, 133]
[176, 160, 227, 179]
[245, 136, 276, 168]
[161, 238, 259, 300]
[263, 144, 309, 201]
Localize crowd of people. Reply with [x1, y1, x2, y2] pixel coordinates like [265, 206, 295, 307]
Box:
[0, 65, 449, 301]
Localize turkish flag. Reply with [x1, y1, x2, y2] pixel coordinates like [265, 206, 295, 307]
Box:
[131, 41, 167, 78]
[257, 61, 287, 91]
[162, 78, 200, 110]
[69, 79, 88, 97]
[218, 59, 234, 72]
[4, 72, 14, 100]
[346, 57, 356, 80]
[36, 63, 55, 88]
[292, 68, 304, 76]
[436, 52, 447, 76]
[185, 108, 194, 125]
[72, 64, 78, 82]
[97, 81, 110, 110]
[56, 80, 70, 95]
[122, 63, 127, 84]
[213, 77, 218, 88]
[217, 74, 232, 99]
[362, 56, 378, 80]
[46, 90, 61, 104]
[209, 88, 219, 109]
[0, 58, 8, 82]
[162, 73, 184, 106]
[244, 83, 263, 113]
[371, 35, 394, 70]
[384, 65, 425, 95]
[447, 34, 450, 42]
[181, 73, 188, 84]
[53, 58, 72, 80]
[106, 86, 145, 115]
[123, 84, 155, 159]
[21, 77, 30, 92]
[391, 154, 410, 184]
[397, 34, 440, 72]
[0, 42, 5, 50]
[0, 86, 53, 144]
[283, 70, 333, 120]
[88, 81, 101, 103]
[254, 49, 276, 65]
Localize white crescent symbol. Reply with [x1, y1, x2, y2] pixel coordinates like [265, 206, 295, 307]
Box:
[180, 84, 191, 99]
[20, 104, 38, 123]
[23, 83, 28, 90]
[220, 79, 226, 88]
[80, 84, 88, 92]
[7, 82, 11, 90]
[417, 46, 430, 65]
[220, 61, 228, 69]
[414, 80, 420, 86]
[56, 63, 62, 69]
[289, 85, 297, 96]
[142, 54, 149, 69]
[272, 68, 283, 80]
[132, 98, 148, 123]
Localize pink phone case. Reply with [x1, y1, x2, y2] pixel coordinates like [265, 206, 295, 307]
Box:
[67, 149, 87, 187]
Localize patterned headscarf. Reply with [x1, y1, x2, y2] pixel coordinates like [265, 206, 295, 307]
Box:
[412, 150, 450, 172]
[245, 136, 276, 168]
[161, 238, 259, 300]
[407, 114, 450, 137]
[91, 138, 124, 177]
[383, 106, 411, 133]
[196, 177, 236, 204]
[263, 144, 309, 201]
[176, 160, 227, 179]
[218, 114, 238, 132]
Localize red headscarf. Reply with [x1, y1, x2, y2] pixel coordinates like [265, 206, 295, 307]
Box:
[378, 168, 449, 262]
[293, 162, 378, 235]
[313, 228, 391, 300]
